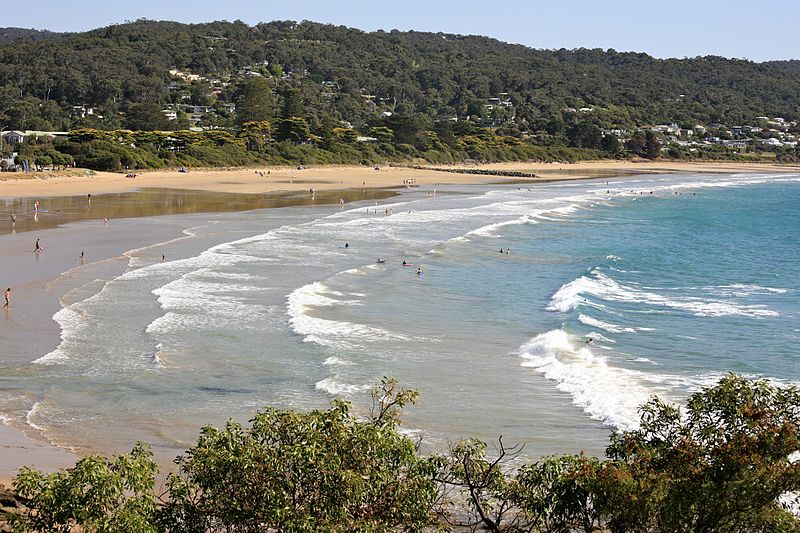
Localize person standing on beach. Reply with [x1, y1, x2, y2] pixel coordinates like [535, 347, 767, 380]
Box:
[3, 288, 9, 309]
[34, 201, 39, 211]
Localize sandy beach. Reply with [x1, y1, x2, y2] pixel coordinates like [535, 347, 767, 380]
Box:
[1, 160, 798, 200]
[0, 159, 797, 484]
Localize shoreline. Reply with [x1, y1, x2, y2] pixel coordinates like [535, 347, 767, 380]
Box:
[0, 160, 798, 200]
[0, 160, 797, 484]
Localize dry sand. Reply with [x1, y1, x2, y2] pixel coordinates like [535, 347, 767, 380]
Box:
[1, 160, 797, 199]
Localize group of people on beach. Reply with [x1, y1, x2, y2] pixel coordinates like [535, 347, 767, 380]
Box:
[4, 196, 119, 312]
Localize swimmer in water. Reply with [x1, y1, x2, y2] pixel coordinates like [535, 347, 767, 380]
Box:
[344, 242, 349, 249]
[417, 267, 422, 276]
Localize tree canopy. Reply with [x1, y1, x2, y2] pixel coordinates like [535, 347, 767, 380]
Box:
[9, 375, 800, 532]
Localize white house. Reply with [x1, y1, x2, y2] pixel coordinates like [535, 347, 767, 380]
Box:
[1, 131, 68, 144]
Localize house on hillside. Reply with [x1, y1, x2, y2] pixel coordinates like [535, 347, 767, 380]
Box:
[1, 131, 68, 144]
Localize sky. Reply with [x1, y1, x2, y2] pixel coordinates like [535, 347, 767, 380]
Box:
[10, 0, 800, 62]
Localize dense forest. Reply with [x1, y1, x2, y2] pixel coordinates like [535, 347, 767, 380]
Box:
[1, 19, 799, 170]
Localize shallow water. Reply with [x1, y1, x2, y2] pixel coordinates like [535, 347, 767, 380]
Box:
[0, 172, 798, 463]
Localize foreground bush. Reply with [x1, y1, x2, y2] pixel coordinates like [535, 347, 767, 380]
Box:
[9, 375, 800, 532]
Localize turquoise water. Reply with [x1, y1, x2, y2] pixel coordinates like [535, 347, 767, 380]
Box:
[1, 172, 798, 461]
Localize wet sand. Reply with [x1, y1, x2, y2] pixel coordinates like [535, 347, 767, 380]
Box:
[0, 187, 396, 236]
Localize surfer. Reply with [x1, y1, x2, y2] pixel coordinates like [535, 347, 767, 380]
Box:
[402, 260, 407, 266]
[377, 258, 385, 264]
[80, 251, 85, 262]
[417, 267, 422, 276]
[344, 242, 349, 249]
[34, 239, 41, 253]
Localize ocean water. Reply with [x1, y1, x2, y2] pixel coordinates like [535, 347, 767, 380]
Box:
[1, 172, 798, 461]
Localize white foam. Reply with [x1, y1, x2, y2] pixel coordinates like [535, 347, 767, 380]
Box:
[323, 356, 353, 366]
[315, 378, 370, 396]
[712, 284, 789, 297]
[550, 271, 779, 318]
[517, 329, 656, 429]
[578, 314, 636, 333]
[287, 282, 410, 347]
[25, 402, 46, 432]
[33, 307, 83, 364]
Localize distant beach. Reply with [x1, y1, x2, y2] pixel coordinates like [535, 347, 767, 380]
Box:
[1, 160, 798, 200]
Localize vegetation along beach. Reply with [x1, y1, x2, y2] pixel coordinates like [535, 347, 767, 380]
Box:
[0, 4, 800, 531]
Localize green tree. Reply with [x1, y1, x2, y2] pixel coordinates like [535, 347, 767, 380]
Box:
[157, 378, 438, 532]
[510, 375, 800, 533]
[281, 87, 304, 119]
[600, 134, 621, 156]
[124, 103, 169, 131]
[189, 80, 213, 106]
[566, 122, 602, 149]
[10, 442, 158, 533]
[645, 130, 661, 159]
[625, 131, 647, 157]
[239, 120, 272, 150]
[369, 126, 394, 143]
[275, 116, 310, 143]
[233, 77, 274, 126]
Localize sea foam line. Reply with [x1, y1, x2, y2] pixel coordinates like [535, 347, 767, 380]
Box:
[517, 329, 656, 430]
[287, 281, 410, 348]
[550, 270, 779, 318]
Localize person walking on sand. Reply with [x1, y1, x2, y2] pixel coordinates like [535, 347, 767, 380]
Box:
[3, 288, 10, 309]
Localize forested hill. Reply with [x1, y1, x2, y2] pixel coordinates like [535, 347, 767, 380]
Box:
[1, 19, 799, 132]
[0, 27, 69, 43]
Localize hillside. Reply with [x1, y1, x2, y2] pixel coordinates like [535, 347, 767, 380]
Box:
[0, 27, 69, 43]
[0, 19, 799, 133]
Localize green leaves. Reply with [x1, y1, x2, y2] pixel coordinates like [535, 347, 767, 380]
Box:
[10, 376, 800, 532]
[10, 442, 158, 533]
[159, 390, 437, 531]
